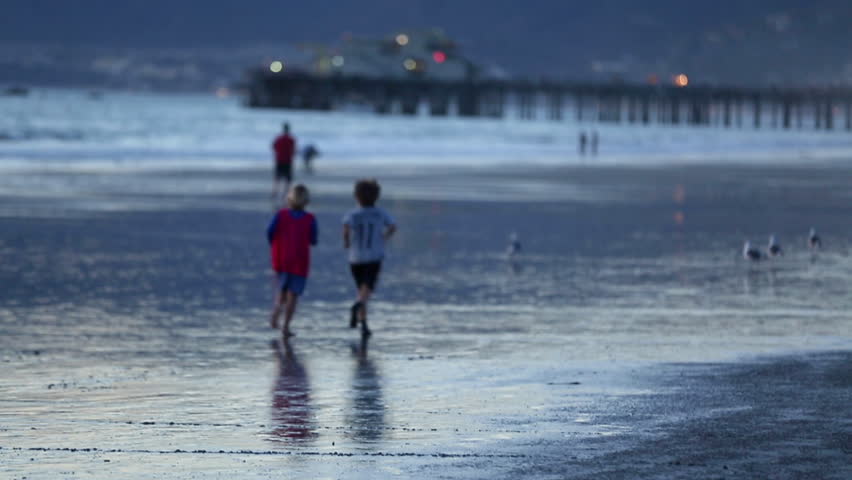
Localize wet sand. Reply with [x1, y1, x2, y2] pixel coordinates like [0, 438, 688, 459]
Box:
[1, 164, 851, 478]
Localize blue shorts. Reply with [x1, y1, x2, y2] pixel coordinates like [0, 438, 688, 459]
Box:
[278, 273, 307, 296]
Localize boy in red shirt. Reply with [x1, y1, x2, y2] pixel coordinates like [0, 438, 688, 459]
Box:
[267, 184, 318, 338]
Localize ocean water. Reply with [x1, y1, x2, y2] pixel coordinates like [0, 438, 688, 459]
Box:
[1, 89, 851, 478]
[3, 88, 852, 211]
[4, 88, 852, 172]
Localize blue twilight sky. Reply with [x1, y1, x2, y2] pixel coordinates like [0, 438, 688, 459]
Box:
[1, 0, 850, 86]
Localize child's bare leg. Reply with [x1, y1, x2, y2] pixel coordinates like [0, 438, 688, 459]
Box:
[357, 284, 372, 304]
[282, 291, 298, 337]
[271, 179, 280, 200]
[270, 290, 283, 329]
[285, 182, 292, 204]
[358, 285, 372, 335]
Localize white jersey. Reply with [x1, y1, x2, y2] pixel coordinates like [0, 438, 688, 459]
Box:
[343, 206, 395, 264]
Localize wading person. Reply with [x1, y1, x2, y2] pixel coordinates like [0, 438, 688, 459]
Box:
[271, 123, 296, 204]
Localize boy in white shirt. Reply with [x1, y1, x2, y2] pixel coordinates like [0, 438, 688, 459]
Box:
[342, 179, 397, 337]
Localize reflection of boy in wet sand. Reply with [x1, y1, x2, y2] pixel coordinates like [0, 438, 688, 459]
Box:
[346, 337, 385, 443]
[343, 179, 397, 337]
[269, 339, 315, 442]
[267, 184, 318, 338]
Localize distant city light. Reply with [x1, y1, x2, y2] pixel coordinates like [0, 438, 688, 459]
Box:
[269, 61, 284, 73]
[331, 55, 344, 67]
[403, 58, 417, 71]
[674, 73, 689, 87]
[396, 33, 409, 46]
[646, 74, 659, 85]
[432, 51, 446, 63]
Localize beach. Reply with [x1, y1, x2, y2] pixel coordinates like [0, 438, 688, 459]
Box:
[1, 91, 852, 478]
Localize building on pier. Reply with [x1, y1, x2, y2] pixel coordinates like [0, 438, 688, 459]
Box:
[309, 29, 481, 82]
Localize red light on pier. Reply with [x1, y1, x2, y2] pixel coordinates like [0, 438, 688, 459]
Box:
[432, 51, 447, 63]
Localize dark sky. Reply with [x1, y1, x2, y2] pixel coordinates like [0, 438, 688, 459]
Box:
[2, 0, 848, 81]
[1, 0, 773, 46]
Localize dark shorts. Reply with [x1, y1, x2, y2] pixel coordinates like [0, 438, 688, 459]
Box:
[350, 261, 382, 290]
[278, 272, 307, 296]
[275, 162, 292, 181]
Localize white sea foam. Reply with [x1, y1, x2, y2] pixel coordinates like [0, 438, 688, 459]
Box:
[2, 88, 852, 174]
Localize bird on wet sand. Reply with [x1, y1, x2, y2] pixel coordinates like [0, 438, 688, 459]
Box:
[767, 235, 782, 257]
[743, 241, 762, 261]
[808, 228, 822, 250]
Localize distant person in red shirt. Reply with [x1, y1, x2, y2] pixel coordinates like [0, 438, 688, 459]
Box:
[272, 123, 296, 203]
[267, 184, 318, 338]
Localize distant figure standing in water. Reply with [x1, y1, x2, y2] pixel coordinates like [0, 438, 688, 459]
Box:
[268, 184, 318, 338]
[591, 131, 599, 155]
[272, 123, 296, 204]
[302, 144, 320, 174]
[506, 232, 521, 258]
[579, 131, 588, 155]
[343, 179, 397, 337]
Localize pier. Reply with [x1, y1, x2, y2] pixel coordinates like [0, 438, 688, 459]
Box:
[246, 70, 852, 131]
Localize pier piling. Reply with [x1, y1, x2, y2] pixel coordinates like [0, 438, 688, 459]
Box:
[246, 70, 852, 134]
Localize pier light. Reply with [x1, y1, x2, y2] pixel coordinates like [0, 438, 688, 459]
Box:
[674, 73, 689, 87]
[396, 33, 409, 46]
[269, 61, 284, 73]
[403, 58, 417, 71]
[432, 51, 447, 63]
[331, 55, 344, 67]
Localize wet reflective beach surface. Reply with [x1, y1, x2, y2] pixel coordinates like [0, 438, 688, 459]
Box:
[1, 161, 851, 478]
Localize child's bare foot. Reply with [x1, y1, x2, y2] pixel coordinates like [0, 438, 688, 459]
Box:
[270, 314, 279, 329]
[282, 329, 295, 338]
[360, 323, 372, 338]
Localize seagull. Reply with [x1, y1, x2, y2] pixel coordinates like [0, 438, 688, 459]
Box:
[743, 241, 762, 261]
[808, 228, 822, 250]
[767, 235, 782, 257]
[506, 232, 521, 257]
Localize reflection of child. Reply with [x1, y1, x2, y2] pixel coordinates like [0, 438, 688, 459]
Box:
[269, 338, 315, 441]
[343, 179, 396, 337]
[267, 184, 318, 338]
